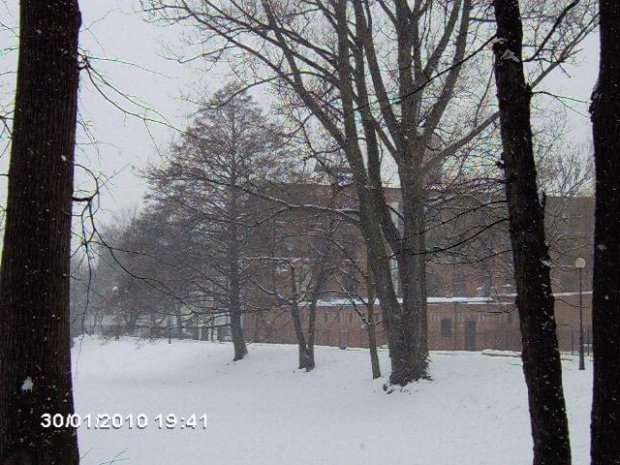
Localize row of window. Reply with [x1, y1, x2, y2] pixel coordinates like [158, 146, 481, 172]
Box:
[429, 312, 514, 324]
[299, 311, 515, 326]
[301, 312, 381, 324]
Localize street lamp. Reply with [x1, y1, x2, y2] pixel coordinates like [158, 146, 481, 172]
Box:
[575, 257, 586, 370]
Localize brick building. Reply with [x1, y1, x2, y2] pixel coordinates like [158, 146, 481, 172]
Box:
[244, 292, 592, 352]
[243, 181, 594, 352]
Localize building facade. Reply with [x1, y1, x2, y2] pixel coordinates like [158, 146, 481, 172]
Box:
[243, 183, 594, 352]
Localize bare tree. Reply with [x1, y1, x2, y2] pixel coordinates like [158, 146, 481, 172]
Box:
[147, 84, 290, 361]
[0, 0, 82, 462]
[86, 202, 228, 340]
[492, 1, 571, 464]
[144, 0, 596, 386]
[590, 1, 620, 463]
[333, 239, 382, 379]
[245, 177, 352, 371]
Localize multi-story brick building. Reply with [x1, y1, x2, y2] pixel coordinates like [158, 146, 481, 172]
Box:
[243, 180, 594, 352]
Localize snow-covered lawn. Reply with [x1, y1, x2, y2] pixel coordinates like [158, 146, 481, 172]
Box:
[72, 337, 592, 465]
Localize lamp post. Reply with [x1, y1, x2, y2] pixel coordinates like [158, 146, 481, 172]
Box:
[575, 257, 586, 370]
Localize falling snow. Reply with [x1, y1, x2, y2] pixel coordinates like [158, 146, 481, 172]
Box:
[21, 377, 34, 393]
[500, 49, 520, 63]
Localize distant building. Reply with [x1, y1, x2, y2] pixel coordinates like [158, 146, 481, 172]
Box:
[243, 182, 594, 352]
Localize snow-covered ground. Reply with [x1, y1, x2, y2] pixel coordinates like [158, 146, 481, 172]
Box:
[72, 337, 593, 465]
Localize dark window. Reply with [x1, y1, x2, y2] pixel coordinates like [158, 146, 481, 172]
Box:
[452, 273, 467, 297]
[323, 313, 329, 323]
[342, 233, 358, 261]
[440, 318, 452, 338]
[342, 263, 357, 294]
[478, 277, 491, 297]
[427, 273, 444, 297]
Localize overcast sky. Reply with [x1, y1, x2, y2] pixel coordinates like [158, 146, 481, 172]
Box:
[0, 1, 600, 226]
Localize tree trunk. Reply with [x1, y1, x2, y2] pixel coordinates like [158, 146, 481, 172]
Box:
[228, 178, 248, 362]
[368, 294, 381, 379]
[335, 0, 419, 386]
[289, 267, 313, 371]
[355, 185, 416, 387]
[307, 287, 317, 369]
[229, 296, 247, 361]
[399, 165, 430, 381]
[366, 271, 381, 380]
[0, 1, 82, 463]
[590, 1, 620, 463]
[492, 2, 571, 464]
[174, 304, 184, 339]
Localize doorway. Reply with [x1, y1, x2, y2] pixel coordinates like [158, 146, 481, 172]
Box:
[465, 321, 477, 351]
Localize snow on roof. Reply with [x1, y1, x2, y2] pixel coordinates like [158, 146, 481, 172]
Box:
[307, 296, 496, 308]
[308, 291, 592, 309]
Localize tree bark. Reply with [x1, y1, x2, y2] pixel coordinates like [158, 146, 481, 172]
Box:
[175, 304, 184, 339]
[590, 1, 620, 463]
[0, 1, 82, 463]
[289, 267, 313, 371]
[228, 162, 248, 362]
[331, 0, 418, 386]
[350, 2, 427, 384]
[366, 266, 381, 380]
[492, 1, 571, 464]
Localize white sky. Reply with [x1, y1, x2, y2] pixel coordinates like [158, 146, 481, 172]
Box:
[0, 1, 600, 226]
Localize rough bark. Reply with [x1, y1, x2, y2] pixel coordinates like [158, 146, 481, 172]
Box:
[590, 1, 620, 463]
[492, 1, 571, 464]
[0, 1, 82, 463]
[399, 167, 430, 381]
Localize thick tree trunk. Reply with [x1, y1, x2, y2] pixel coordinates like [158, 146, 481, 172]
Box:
[492, 2, 571, 465]
[335, 0, 420, 387]
[357, 189, 412, 386]
[0, 1, 81, 463]
[399, 166, 430, 381]
[590, 1, 620, 463]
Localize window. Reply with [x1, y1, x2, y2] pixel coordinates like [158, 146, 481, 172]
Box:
[323, 313, 329, 323]
[427, 273, 444, 297]
[342, 263, 358, 294]
[347, 313, 353, 323]
[440, 318, 452, 338]
[452, 273, 467, 297]
[335, 313, 340, 322]
[478, 279, 491, 297]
